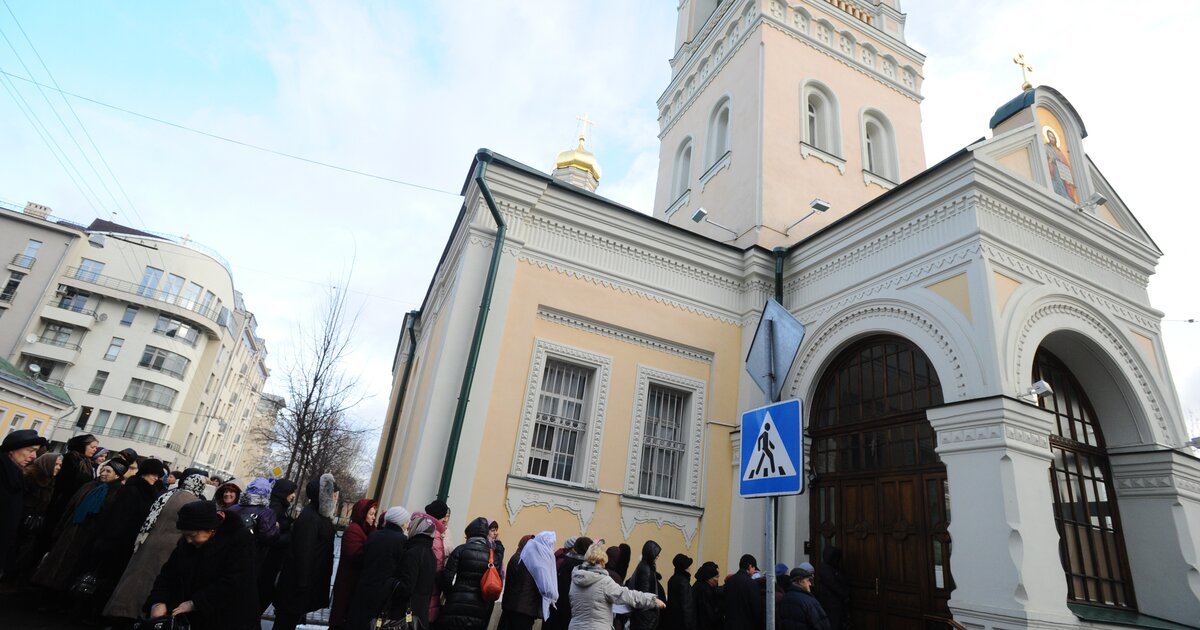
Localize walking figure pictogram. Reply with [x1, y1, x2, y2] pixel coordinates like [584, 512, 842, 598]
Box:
[750, 422, 778, 478]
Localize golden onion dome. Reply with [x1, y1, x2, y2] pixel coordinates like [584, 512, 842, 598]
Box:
[555, 135, 601, 181]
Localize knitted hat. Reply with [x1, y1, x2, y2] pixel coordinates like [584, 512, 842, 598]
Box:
[423, 500, 449, 520]
[0, 429, 47, 452]
[138, 458, 166, 478]
[384, 506, 411, 527]
[774, 563, 789, 576]
[176, 500, 224, 531]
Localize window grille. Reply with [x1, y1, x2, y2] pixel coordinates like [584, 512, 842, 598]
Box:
[527, 360, 590, 482]
[639, 385, 688, 499]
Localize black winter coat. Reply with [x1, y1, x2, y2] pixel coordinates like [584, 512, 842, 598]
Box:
[90, 476, 163, 578]
[438, 517, 504, 629]
[273, 502, 335, 614]
[692, 579, 723, 630]
[722, 571, 763, 630]
[778, 587, 830, 630]
[500, 549, 541, 619]
[145, 512, 258, 629]
[0, 455, 23, 575]
[813, 547, 850, 630]
[663, 569, 695, 630]
[544, 552, 585, 630]
[629, 541, 663, 630]
[345, 524, 414, 630]
[390, 533, 437, 626]
[41, 451, 92, 547]
[257, 480, 296, 611]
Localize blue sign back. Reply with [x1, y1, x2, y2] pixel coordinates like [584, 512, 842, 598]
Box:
[739, 399, 804, 498]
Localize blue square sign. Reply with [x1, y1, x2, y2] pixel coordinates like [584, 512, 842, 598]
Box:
[739, 399, 804, 498]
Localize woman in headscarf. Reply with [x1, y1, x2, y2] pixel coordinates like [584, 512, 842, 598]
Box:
[103, 471, 209, 623]
[500, 531, 558, 630]
[31, 459, 126, 592]
[39, 434, 98, 556]
[346, 506, 411, 630]
[8, 453, 61, 581]
[328, 498, 377, 630]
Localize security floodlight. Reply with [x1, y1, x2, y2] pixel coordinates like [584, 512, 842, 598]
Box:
[1086, 192, 1108, 207]
[691, 207, 708, 222]
[1186, 436, 1200, 450]
[809, 198, 831, 213]
[87, 233, 106, 248]
[688, 206, 738, 238]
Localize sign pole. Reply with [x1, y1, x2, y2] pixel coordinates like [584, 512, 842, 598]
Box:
[765, 330, 777, 630]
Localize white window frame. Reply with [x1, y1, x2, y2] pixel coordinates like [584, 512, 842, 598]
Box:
[511, 339, 611, 489]
[860, 109, 899, 184]
[707, 98, 731, 166]
[671, 138, 694, 203]
[801, 81, 842, 158]
[623, 365, 706, 506]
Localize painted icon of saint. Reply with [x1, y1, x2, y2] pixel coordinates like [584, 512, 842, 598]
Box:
[1044, 127, 1078, 204]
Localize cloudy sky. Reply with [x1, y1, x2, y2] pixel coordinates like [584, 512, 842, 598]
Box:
[1, 1, 1197, 441]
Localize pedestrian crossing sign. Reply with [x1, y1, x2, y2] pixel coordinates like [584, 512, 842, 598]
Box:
[739, 399, 804, 498]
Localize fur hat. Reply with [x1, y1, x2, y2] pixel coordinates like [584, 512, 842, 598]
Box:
[103, 460, 129, 478]
[138, 458, 165, 478]
[176, 500, 224, 531]
[674, 553, 694, 571]
[695, 561, 720, 582]
[1, 429, 47, 452]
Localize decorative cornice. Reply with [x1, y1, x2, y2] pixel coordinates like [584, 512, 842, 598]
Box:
[505, 475, 600, 533]
[619, 494, 705, 547]
[799, 143, 846, 174]
[792, 302, 967, 399]
[622, 366, 708, 506]
[1014, 302, 1167, 439]
[537, 307, 714, 364]
[510, 339, 612, 489]
[1112, 474, 1200, 502]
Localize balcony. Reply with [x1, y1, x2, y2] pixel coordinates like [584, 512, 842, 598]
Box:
[52, 420, 180, 451]
[42, 300, 98, 328]
[10, 254, 35, 269]
[64, 266, 222, 330]
[24, 336, 81, 364]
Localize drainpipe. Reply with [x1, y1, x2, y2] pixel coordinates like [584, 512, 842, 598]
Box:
[373, 310, 420, 502]
[773, 247, 786, 302]
[437, 151, 506, 502]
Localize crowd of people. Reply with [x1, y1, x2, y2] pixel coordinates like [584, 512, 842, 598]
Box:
[2, 428, 852, 630]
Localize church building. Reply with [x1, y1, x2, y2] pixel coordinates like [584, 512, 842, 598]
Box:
[371, 1, 1200, 628]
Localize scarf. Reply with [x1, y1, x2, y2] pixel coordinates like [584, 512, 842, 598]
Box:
[520, 530, 559, 620]
[26, 453, 61, 487]
[134, 473, 208, 552]
[71, 480, 115, 524]
[408, 513, 437, 538]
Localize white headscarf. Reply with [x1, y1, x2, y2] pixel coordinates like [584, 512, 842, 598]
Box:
[520, 530, 558, 620]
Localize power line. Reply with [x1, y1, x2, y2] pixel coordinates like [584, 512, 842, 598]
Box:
[0, 69, 464, 198]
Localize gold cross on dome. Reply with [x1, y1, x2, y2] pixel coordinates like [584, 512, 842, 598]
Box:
[1013, 53, 1033, 91]
[575, 113, 595, 144]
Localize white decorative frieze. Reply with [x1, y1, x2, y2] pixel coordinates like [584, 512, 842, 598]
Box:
[618, 494, 704, 547]
[505, 475, 599, 533]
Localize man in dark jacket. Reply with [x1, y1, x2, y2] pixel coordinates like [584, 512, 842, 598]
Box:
[259, 477, 297, 612]
[545, 535, 591, 630]
[778, 567, 831, 630]
[723, 554, 763, 629]
[663, 553, 695, 630]
[146, 500, 259, 629]
[629, 540, 663, 630]
[440, 516, 505, 629]
[272, 473, 338, 630]
[86, 458, 164, 620]
[0, 429, 46, 578]
[691, 561, 723, 630]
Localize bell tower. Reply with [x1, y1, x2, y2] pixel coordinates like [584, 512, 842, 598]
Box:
[653, 0, 927, 249]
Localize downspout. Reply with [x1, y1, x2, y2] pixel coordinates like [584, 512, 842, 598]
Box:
[437, 151, 506, 501]
[373, 310, 420, 502]
[773, 247, 786, 301]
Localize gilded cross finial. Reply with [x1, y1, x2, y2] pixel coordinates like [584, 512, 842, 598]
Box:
[575, 113, 595, 146]
[1013, 53, 1033, 91]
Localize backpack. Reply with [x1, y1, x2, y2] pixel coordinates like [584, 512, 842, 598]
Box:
[239, 511, 259, 536]
[481, 547, 503, 602]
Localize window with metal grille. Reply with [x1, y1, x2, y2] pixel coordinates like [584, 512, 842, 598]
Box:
[527, 359, 590, 482]
[1034, 349, 1136, 609]
[638, 384, 689, 500]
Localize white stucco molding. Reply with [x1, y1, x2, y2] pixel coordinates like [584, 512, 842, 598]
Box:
[1109, 449, 1200, 503]
[798, 142, 846, 174]
[622, 365, 708, 506]
[1012, 300, 1169, 443]
[510, 338, 613, 489]
[504, 475, 599, 534]
[790, 300, 969, 402]
[699, 151, 732, 191]
[664, 189, 691, 219]
[537, 307, 713, 364]
[618, 494, 704, 547]
[927, 396, 1054, 460]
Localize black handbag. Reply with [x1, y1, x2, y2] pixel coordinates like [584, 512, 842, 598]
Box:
[135, 614, 191, 630]
[374, 608, 422, 630]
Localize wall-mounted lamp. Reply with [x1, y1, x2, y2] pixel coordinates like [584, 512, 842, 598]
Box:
[1077, 192, 1108, 212]
[691, 207, 739, 238]
[785, 198, 830, 235]
[87, 233, 106, 248]
[1020, 379, 1053, 402]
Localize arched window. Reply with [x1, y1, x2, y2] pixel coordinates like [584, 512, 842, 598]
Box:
[861, 110, 898, 182]
[1033, 349, 1137, 608]
[707, 99, 731, 165]
[672, 139, 693, 201]
[803, 82, 841, 156]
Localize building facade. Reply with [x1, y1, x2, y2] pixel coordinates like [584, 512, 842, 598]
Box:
[372, 1, 1200, 628]
[0, 205, 269, 479]
[0, 356, 73, 439]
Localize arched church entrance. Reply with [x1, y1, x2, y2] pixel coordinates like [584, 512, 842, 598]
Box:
[810, 335, 951, 629]
[1032, 347, 1137, 609]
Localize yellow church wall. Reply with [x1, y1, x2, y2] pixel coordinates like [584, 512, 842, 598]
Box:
[760, 24, 926, 243]
[925, 272, 972, 322]
[463, 259, 742, 567]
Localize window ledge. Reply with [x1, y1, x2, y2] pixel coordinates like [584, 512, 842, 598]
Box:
[799, 142, 846, 174]
[664, 189, 691, 219]
[699, 151, 732, 192]
[505, 475, 599, 533]
[619, 493, 704, 546]
[862, 170, 897, 190]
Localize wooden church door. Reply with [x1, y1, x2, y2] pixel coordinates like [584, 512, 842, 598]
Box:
[810, 336, 952, 629]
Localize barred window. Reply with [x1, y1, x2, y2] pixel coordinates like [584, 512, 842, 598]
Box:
[638, 385, 689, 500]
[527, 359, 591, 483]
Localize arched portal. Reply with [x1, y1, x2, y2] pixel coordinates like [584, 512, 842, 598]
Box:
[810, 335, 950, 629]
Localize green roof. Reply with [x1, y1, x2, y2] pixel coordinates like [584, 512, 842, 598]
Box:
[0, 356, 73, 406]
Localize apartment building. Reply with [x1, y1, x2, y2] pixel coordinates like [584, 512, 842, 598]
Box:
[0, 201, 269, 478]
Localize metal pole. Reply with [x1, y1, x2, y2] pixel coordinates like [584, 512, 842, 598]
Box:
[765, 321, 777, 630]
